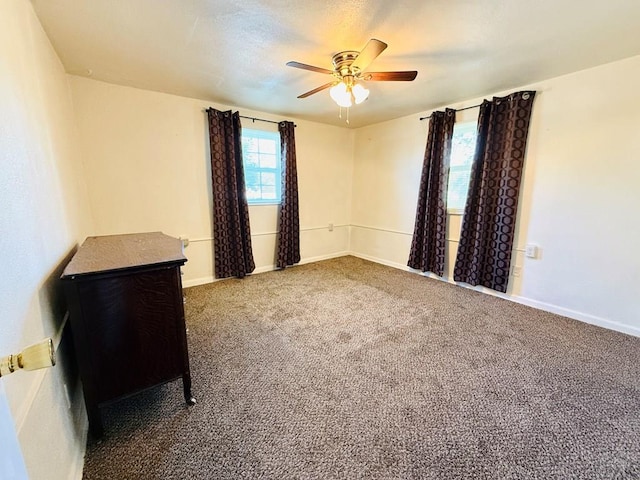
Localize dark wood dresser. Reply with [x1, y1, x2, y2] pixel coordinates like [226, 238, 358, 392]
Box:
[61, 232, 195, 437]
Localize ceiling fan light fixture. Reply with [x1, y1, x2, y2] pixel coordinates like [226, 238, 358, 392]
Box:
[330, 82, 352, 108]
[352, 83, 369, 104]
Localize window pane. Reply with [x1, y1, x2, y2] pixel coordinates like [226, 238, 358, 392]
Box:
[259, 138, 276, 154]
[245, 137, 259, 152]
[245, 170, 259, 188]
[448, 170, 472, 211]
[245, 152, 259, 167]
[261, 172, 276, 186]
[259, 153, 276, 168]
[447, 122, 477, 212]
[246, 185, 261, 200]
[450, 131, 477, 167]
[261, 186, 276, 199]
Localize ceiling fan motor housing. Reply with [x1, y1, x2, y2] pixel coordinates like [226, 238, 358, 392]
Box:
[332, 51, 362, 78]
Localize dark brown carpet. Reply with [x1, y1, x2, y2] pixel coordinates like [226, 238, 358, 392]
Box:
[82, 256, 640, 479]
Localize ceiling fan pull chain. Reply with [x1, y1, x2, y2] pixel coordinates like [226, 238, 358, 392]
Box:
[338, 106, 350, 124]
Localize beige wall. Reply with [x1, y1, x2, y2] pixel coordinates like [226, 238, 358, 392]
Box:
[0, 1, 93, 478]
[351, 55, 640, 336]
[69, 77, 354, 285]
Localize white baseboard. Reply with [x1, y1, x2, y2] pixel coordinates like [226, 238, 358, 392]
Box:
[506, 295, 640, 337]
[348, 251, 640, 338]
[348, 251, 413, 273]
[183, 251, 350, 288]
[183, 275, 216, 288]
[298, 251, 350, 266]
[253, 251, 350, 274]
[68, 408, 88, 480]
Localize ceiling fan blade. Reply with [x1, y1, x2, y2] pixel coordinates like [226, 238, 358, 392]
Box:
[365, 71, 418, 81]
[298, 82, 336, 98]
[351, 39, 388, 72]
[286, 61, 334, 75]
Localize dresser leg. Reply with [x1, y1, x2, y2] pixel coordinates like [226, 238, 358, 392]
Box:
[87, 404, 104, 438]
[182, 373, 196, 405]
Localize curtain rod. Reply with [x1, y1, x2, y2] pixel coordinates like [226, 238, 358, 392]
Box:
[240, 115, 297, 128]
[240, 115, 277, 125]
[203, 108, 296, 127]
[419, 103, 482, 121]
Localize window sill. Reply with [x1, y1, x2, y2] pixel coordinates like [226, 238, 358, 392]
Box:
[447, 209, 464, 216]
[248, 202, 281, 206]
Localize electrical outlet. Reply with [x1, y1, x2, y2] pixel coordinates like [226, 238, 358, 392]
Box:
[525, 244, 538, 258]
[512, 266, 522, 277]
[328, 223, 334, 232]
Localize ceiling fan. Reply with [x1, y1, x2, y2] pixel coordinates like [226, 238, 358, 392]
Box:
[286, 38, 418, 108]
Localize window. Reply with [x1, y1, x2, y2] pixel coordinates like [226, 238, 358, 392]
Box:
[447, 121, 478, 213]
[241, 129, 281, 204]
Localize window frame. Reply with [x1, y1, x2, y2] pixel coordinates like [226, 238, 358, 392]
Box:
[241, 128, 282, 205]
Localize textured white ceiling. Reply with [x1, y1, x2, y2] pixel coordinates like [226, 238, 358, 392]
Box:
[32, 0, 640, 128]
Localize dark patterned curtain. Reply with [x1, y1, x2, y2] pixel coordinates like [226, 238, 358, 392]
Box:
[207, 108, 255, 278]
[453, 91, 536, 292]
[276, 121, 300, 268]
[407, 108, 456, 277]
